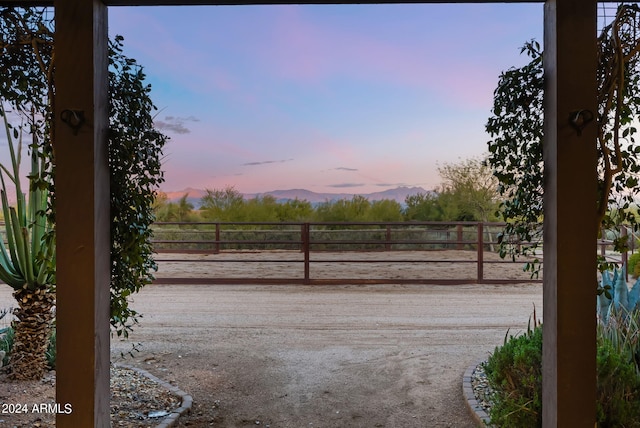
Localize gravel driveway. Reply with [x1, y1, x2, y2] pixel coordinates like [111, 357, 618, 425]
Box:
[109, 282, 543, 427]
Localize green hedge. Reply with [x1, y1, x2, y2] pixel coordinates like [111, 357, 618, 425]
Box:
[484, 314, 640, 427]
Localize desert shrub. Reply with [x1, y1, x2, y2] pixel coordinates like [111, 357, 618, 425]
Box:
[596, 339, 640, 427]
[598, 308, 640, 378]
[0, 326, 13, 367]
[0, 308, 12, 367]
[483, 325, 543, 427]
[629, 252, 640, 277]
[485, 314, 640, 427]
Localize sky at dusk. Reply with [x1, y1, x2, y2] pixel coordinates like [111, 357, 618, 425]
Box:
[103, 4, 544, 195]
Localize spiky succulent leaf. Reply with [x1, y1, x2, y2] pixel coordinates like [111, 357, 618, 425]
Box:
[0, 244, 23, 287]
[9, 208, 29, 282]
[0, 103, 53, 291]
[0, 186, 20, 272]
[29, 150, 45, 259]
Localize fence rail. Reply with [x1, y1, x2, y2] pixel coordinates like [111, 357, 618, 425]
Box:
[151, 221, 543, 285]
[0, 221, 632, 285]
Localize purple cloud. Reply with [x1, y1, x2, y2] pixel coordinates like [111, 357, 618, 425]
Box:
[242, 158, 294, 166]
[254, 6, 504, 108]
[155, 115, 200, 134]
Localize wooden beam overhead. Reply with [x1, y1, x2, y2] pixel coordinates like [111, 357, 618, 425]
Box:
[3, 0, 628, 9]
[3, 0, 552, 6]
[104, 0, 547, 4]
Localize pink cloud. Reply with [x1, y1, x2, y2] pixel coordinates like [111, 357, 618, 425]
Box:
[112, 7, 502, 111]
[253, 6, 500, 109]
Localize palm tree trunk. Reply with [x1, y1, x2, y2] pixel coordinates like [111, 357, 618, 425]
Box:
[9, 287, 55, 380]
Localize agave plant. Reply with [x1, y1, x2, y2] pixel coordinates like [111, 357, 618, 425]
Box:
[0, 104, 55, 380]
[599, 266, 640, 322]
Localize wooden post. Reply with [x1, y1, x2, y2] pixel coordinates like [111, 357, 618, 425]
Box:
[215, 222, 220, 254]
[456, 224, 463, 250]
[303, 223, 310, 284]
[543, 0, 597, 425]
[54, 0, 110, 426]
[477, 222, 484, 283]
[385, 225, 391, 251]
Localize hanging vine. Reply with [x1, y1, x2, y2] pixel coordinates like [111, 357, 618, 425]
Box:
[0, 8, 55, 219]
[487, 3, 640, 275]
[0, 7, 167, 339]
[596, 4, 640, 232]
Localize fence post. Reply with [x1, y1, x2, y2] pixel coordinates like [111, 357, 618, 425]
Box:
[215, 223, 220, 254]
[385, 225, 391, 251]
[302, 223, 310, 284]
[457, 224, 463, 250]
[477, 222, 484, 283]
[622, 226, 628, 281]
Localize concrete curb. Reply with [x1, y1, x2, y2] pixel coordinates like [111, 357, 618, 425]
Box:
[114, 363, 193, 428]
[462, 359, 491, 427]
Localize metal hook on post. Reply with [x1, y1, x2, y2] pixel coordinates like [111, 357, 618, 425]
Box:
[569, 109, 594, 136]
[60, 109, 85, 136]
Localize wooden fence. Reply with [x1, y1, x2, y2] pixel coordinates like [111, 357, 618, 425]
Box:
[151, 221, 544, 285]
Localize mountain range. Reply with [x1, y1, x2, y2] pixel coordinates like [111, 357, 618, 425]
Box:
[162, 186, 432, 208]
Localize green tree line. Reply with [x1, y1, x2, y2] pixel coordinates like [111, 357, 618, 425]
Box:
[154, 156, 501, 223]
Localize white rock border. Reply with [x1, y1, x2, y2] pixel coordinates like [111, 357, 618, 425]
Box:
[114, 363, 193, 428]
[462, 359, 491, 427]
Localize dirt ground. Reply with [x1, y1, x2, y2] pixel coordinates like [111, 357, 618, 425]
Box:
[0, 252, 543, 427]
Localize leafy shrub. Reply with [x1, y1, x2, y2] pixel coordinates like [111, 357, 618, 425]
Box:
[629, 252, 640, 277]
[598, 307, 640, 367]
[595, 309, 640, 427]
[0, 326, 14, 367]
[0, 307, 12, 367]
[596, 339, 640, 427]
[485, 314, 640, 427]
[483, 325, 542, 427]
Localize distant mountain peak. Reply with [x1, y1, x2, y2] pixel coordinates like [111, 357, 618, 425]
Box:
[162, 186, 432, 207]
